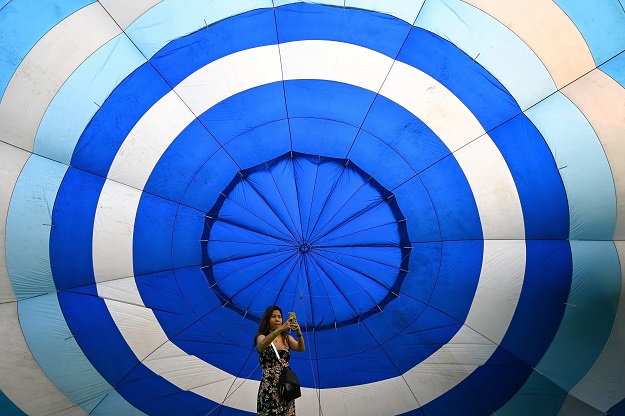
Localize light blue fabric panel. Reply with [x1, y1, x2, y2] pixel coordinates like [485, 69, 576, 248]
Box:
[90, 389, 146, 416]
[525, 92, 616, 241]
[273, 0, 426, 24]
[5, 155, 66, 300]
[124, 0, 273, 59]
[34, 34, 147, 165]
[0, 0, 95, 98]
[495, 371, 568, 416]
[536, 241, 621, 391]
[600, 51, 625, 88]
[414, 0, 556, 111]
[19, 294, 138, 414]
[553, 0, 625, 66]
[0, 390, 27, 416]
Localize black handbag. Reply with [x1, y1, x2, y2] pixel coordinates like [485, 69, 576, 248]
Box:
[271, 343, 302, 401]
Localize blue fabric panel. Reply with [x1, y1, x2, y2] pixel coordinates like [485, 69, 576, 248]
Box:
[609, 397, 625, 416]
[554, 0, 625, 65]
[58, 290, 138, 385]
[6, 155, 66, 300]
[427, 240, 483, 322]
[312, 323, 399, 387]
[150, 8, 277, 88]
[601, 50, 625, 87]
[495, 371, 568, 416]
[0, 390, 27, 416]
[126, 0, 273, 60]
[51, 167, 103, 290]
[178, 318, 260, 377]
[394, 177, 440, 243]
[378, 305, 462, 375]
[172, 266, 222, 319]
[171, 205, 206, 269]
[71, 63, 171, 177]
[136, 270, 198, 335]
[198, 82, 287, 146]
[180, 148, 240, 212]
[0, 0, 94, 98]
[489, 115, 569, 239]
[417, 347, 534, 416]
[222, 120, 292, 169]
[399, 242, 443, 304]
[500, 240, 572, 366]
[34, 34, 147, 165]
[290, 118, 359, 158]
[362, 93, 451, 175]
[115, 365, 229, 416]
[419, 157, 483, 241]
[536, 241, 621, 391]
[208, 189, 294, 243]
[275, 2, 412, 58]
[284, 80, 376, 131]
[397, 28, 522, 134]
[143, 119, 220, 202]
[133, 194, 178, 276]
[348, 130, 416, 190]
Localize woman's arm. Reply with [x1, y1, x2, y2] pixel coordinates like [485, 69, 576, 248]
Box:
[288, 332, 305, 352]
[287, 321, 305, 352]
[256, 321, 290, 351]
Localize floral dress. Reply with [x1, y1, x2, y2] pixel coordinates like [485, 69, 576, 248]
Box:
[257, 343, 295, 416]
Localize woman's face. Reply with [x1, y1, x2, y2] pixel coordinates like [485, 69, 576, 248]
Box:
[270, 310, 283, 330]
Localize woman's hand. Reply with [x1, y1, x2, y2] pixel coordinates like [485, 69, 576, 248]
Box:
[277, 321, 291, 333]
[289, 320, 301, 333]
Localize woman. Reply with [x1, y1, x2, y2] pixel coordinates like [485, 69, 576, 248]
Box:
[254, 306, 305, 416]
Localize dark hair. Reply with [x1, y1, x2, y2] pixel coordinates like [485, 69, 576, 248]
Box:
[253, 305, 284, 347]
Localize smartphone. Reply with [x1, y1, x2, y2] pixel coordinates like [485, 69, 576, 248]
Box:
[288, 312, 296, 322]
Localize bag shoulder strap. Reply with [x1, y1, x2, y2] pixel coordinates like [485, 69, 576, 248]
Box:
[271, 341, 281, 360]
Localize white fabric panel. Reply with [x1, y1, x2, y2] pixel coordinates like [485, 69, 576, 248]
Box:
[93, 180, 140, 283]
[281, 40, 394, 105]
[97, 277, 146, 307]
[319, 379, 421, 416]
[99, 0, 162, 30]
[380, 59, 485, 153]
[107, 93, 196, 189]
[0, 3, 121, 152]
[0, 143, 29, 304]
[567, 240, 625, 412]
[103, 298, 169, 362]
[102, 290, 257, 412]
[454, 138, 525, 240]
[0, 302, 87, 416]
[404, 327, 498, 406]
[462, 240, 525, 341]
[176, 44, 283, 118]
[92, 41, 525, 414]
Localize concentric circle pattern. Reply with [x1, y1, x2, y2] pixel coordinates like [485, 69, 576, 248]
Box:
[1, 1, 625, 416]
[202, 152, 411, 329]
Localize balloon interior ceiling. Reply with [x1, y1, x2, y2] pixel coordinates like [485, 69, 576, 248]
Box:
[1, 1, 625, 415]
